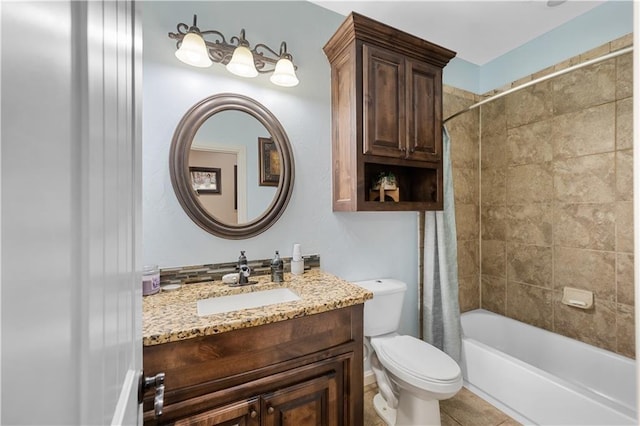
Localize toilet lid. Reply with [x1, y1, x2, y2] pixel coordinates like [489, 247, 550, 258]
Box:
[374, 335, 462, 387]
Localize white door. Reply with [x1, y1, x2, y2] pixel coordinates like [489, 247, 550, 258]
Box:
[1, 0, 142, 424]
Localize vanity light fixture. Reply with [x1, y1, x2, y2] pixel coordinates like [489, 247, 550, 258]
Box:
[169, 15, 299, 87]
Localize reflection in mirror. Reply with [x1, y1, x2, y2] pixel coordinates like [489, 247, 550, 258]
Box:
[190, 110, 278, 225]
[169, 93, 294, 239]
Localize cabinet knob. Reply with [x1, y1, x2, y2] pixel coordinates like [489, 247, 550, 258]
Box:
[250, 409, 258, 418]
[267, 406, 275, 415]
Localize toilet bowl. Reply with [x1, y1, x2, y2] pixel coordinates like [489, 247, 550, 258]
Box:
[355, 279, 462, 426]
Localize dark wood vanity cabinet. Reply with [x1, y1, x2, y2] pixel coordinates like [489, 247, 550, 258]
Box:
[142, 305, 363, 426]
[323, 12, 456, 212]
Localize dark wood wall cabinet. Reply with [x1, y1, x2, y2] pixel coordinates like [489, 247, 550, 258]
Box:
[142, 305, 364, 426]
[323, 12, 456, 211]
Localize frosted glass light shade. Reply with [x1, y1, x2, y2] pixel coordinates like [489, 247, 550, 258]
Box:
[226, 46, 258, 78]
[270, 57, 299, 87]
[175, 32, 212, 68]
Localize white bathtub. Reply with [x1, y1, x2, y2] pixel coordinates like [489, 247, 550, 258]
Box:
[460, 309, 637, 425]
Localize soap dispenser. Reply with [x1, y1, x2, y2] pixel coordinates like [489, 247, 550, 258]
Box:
[271, 251, 284, 283]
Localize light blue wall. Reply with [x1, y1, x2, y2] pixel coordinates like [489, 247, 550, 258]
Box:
[443, 0, 633, 94]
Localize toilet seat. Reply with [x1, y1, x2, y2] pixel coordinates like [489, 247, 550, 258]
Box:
[372, 335, 462, 394]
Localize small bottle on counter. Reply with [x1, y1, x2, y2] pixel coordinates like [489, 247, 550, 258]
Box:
[142, 265, 160, 296]
[271, 251, 284, 283]
[291, 243, 304, 275]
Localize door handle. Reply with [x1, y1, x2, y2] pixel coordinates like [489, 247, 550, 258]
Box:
[139, 371, 165, 417]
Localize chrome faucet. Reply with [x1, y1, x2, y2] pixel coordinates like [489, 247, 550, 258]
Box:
[237, 251, 251, 285]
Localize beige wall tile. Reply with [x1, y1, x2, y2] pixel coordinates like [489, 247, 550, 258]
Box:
[482, 240, 506, 278]
[616, 149, 633, 201]
[453, 167, 478, 205]
[480, 168, 505, 206]
[480, 97, 506, 137]
[506, 243, 552, 288]
[481, 275, 506, 315]
[552, 102, 615, 160]
[456, 203, 479, 241]
[443, 90, 474, 118]
[553, 295, 617, 352]
[554, 203, 615, 251]
[457, 239, 479, 278]
[506, 204, 553, 246]
[505, 81, 553, 129]
[554, 247, 616, 302]
[480, 132, 507, 170]
[617, 253, 634, 306]
[579, 44, 611, 62]
[450, 126, 479, 169]
[610, 33, 633, 51]
[617, 303, 635, 358]
[616, 98, 633, 150]
[458, 274, 480, 313]
[507, 163, 553, 204]
[506, 282, 553, 330]
[506, 119, 552, 166]
[616, 52, 633, 100]
[553, 153, 616, 203]
[552, 59, 616, 115]
[481, 205, 506, 241]
[616, 201, 634, 253]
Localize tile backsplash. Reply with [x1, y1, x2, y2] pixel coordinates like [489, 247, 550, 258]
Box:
[159, 254, 321, 286]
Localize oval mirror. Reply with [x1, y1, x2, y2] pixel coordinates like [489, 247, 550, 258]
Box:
[169, 93, 294, 239]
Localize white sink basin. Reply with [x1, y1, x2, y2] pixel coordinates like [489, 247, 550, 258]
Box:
[197, 288, 301, 316]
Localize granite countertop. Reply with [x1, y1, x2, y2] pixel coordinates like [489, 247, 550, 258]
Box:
[143, 269, 373, 346]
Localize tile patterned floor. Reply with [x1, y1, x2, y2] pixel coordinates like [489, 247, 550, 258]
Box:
[364, 384, 522, 426]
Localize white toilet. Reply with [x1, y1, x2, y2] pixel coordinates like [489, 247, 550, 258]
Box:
[355, 279, 463, 426]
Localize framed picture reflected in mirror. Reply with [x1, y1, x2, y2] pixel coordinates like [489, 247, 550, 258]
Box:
[190, 166, 221, 194]
[259, 137, 280, 187]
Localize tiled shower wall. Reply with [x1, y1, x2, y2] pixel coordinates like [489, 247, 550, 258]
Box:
[479, 35, 634, 358]
[443, 87, 481, 313]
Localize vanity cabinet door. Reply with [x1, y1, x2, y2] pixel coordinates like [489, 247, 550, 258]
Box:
[173, 398, 260, 426]
[261, 373, 339, 426]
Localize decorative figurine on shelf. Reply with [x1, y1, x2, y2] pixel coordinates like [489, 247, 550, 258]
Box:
[372, 172, 397, 190]
[370, 172, 400, 203]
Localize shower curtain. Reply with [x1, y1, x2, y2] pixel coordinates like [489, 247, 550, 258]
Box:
[423, 127, 462, 363]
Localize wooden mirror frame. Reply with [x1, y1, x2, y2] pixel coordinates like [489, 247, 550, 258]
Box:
[169, 93, 294, 239]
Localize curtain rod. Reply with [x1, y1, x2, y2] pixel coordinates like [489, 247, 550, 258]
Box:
[443, 46, 634, 125]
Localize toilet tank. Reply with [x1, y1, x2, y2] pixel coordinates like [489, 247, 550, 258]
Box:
[353, 279, 407, 337]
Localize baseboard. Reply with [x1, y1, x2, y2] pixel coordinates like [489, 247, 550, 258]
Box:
[364, 369, 376, 387]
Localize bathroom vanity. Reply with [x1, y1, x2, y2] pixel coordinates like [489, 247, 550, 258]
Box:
[142, 270, 372, 425]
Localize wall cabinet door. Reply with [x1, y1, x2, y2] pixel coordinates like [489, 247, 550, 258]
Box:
[362, 44, 406, 159]
[406, 59, 442, 162]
